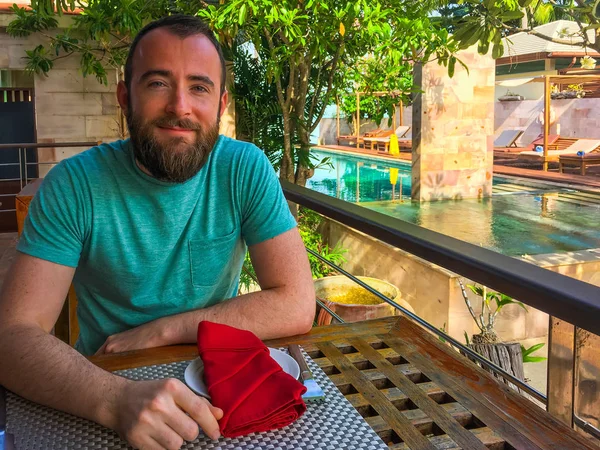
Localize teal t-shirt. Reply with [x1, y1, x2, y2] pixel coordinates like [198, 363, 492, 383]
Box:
[17, 136, 296, 355]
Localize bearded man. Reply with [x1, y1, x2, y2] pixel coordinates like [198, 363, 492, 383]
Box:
[0, 15, 315, 450]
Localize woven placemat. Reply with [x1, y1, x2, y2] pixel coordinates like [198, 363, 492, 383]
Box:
[6, 348, 387, 449]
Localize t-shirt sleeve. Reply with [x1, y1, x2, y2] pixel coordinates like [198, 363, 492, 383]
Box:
[16, 161, 87, 267]
[239, 146, 297, 246]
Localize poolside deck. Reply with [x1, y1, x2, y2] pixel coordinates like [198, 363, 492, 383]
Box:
[315, 145, 600, 190]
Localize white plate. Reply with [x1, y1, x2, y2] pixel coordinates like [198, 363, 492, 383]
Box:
[184, 348, 300, 399]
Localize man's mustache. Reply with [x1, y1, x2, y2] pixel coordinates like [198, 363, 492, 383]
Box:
[152, 117, 201, 130]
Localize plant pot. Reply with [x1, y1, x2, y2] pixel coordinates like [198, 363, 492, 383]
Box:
[552, 91, 584, 99]
[498, 95, 524, 102]
[313, 276, 414, 326]
[465, 334, 525, 393]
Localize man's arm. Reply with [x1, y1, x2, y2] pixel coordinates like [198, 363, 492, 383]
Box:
[97, 227, 315, 353]
[0, 253, 222, 448]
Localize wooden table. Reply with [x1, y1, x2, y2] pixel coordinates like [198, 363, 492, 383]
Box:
[86, 317, 596, 450]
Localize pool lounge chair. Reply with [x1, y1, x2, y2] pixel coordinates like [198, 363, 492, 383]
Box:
[398, 129, 413, 149]
[337, 128, 386, 146]
[518, 138, 600, 163]
[494, 129, 524, 149]
[559, 152, 600, 176]
[363, 126, 411, 152]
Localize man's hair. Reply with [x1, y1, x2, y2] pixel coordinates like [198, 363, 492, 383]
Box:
[124, 15, 226, 95]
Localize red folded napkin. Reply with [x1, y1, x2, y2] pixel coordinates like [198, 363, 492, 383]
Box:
[197, 321, 307, 438]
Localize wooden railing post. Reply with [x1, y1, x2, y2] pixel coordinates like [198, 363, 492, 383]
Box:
[547, 316, 575, 426]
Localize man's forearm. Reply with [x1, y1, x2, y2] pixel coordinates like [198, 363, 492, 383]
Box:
[0, 324, 126, 429]
[160, 287, 315, 345]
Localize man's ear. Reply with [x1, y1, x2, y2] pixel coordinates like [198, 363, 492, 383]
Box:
[219, 89, 229, 118]
[117, 80, 129, 115]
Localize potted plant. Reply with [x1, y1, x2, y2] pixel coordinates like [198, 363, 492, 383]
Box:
[498, 90, 524, 102]
[551, 83, 585, 99]
[458, 279, 546, 392]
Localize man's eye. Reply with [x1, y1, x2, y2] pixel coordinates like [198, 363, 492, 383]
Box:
[149, 81, 166, 88]
[192, 86, 208, 93]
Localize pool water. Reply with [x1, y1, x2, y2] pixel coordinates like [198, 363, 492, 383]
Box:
[306, 150, 600, 256]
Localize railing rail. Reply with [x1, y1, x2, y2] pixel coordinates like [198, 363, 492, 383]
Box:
[0, 142, 97, 149]
[0, 142, 99, 219]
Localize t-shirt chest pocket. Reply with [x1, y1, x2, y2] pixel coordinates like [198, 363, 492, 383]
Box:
[189, 230, 239, 287]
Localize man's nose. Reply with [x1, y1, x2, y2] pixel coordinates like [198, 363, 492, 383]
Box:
[165, 86, 192, 117]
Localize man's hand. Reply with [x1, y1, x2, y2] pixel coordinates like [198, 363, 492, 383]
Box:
[111, 378, 223, 449]
[95, 319, 168, 355]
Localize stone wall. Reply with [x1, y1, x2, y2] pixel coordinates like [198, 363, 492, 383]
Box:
[1, 28, 121, 175]
[412, 46, 495, 202]
[495, 97, 600, 147]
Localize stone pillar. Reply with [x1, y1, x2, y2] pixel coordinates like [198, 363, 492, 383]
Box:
[412, 46, 495, 201]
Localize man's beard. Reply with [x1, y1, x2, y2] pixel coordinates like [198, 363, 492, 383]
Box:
[127, 111, 220, 183]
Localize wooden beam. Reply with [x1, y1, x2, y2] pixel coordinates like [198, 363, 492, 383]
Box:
[399, 101, 404, 127]
[336, 97, 340, 140]
[543, 75, 550, 171]
[356, 92, 360, 149]
[547, 317, 575, 427]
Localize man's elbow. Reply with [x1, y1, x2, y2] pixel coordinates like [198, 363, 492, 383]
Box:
[293, 282, 316, 335]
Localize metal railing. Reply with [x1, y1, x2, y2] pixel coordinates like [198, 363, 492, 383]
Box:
[0, 142, 99, 215]
[280, 180, 600, 440]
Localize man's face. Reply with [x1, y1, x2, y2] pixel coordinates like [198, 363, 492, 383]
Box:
[117, 28, 228, 183]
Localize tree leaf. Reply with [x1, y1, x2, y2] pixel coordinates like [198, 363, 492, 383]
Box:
[500, 11, 525, 20]
[522, 342, 545, 356]
[239, 4, 247, 25]
[340, 22, 345, 36]
[524, 356, 547, 363]
[466, 284, 484, 297]
[448, 55, 456, 77]
[492, 42, 504, 59]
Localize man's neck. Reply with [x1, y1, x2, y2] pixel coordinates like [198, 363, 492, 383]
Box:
[134, 158, 153, 177]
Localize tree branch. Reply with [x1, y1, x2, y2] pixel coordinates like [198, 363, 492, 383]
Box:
[506, 25, 590, 48]
[263, 27, 286, 112]
[309, 44, 342, 132]
[573, 0, 597, 27]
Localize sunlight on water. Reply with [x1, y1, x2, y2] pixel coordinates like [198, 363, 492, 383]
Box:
[306, 150, 600, 256]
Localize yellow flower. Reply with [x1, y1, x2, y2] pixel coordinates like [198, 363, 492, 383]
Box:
[581, 55, 597, 70]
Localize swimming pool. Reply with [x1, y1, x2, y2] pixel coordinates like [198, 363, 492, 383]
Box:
[306, 150, 600, 256]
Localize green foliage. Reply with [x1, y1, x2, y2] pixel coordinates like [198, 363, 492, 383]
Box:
[464, 330, 470, 346]
[297, 207, 347, 279]
[466, 284, 527, 315]
[6, 0, 205, 82]
[339, 93, 405, 128]
[445, 0, 600, 56]
[238, 207, 347, 293]
[28, 0, 75, 17]
[460, 280, 529, 342]
[7, 4, 58, 36]
[230, 41, 285, 168]
[24, 45, 54, 75]
[200, 0, 459, 182]
[521, 343, 547, 363]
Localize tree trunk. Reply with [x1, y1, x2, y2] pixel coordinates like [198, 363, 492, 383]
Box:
[294, 127, 313, 187]
[467, 334, 525, 393]
[279, 112, 294, 183]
